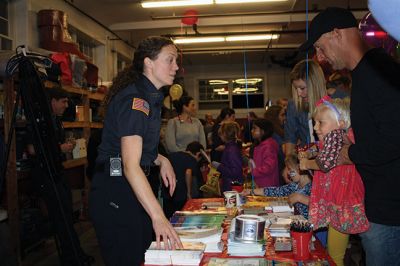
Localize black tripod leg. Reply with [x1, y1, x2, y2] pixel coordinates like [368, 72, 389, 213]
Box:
[18, 58, 83, 266]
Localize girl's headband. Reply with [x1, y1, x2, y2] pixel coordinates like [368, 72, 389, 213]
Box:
[316, 95, 341, 120]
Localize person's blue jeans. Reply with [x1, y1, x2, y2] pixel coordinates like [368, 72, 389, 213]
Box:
[360, 222, 400, 266]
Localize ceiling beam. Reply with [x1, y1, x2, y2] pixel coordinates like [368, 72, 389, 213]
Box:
[109, 10, 368, 30]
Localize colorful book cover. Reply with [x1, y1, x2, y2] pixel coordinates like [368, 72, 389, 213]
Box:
[170, 214, 225, 227]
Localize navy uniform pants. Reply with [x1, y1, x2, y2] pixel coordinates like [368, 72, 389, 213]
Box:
[89, 167, 154, 266]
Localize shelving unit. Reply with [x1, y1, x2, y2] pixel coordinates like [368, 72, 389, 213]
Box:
[2, 77, 104, 262]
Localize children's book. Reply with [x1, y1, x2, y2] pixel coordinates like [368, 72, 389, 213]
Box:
[144, 242, 205, 265]
[170, 214, 225, 227]
[208, 257, 295, 266]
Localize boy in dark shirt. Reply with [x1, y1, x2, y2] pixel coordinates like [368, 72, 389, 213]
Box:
[163, 141, 205, 219]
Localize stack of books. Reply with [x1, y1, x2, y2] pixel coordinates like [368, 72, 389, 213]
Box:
[175, 226, 222, 253]
[226, 219, 265, 256]
[144, 241, 205, 265]
[227, 232, 265, 256]
[268, 223, 291, 238]
[208, 257, 270, 266]
[265, 201, 294, 213]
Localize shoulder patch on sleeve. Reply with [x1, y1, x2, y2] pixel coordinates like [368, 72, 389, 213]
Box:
[132, 97, 150, 116]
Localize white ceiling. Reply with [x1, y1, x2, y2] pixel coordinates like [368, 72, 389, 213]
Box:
[66, 0, 368, 64]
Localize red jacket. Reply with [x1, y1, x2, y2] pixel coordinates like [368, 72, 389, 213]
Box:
[253, 138, 279, 187]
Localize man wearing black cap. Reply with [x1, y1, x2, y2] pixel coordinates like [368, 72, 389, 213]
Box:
[300, 7, 400, 265]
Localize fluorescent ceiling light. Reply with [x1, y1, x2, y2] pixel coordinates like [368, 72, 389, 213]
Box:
[233, 87, 259, 93]
[173, 35, 279, 44]
[142, 0, 212, 8]
[173, 37, 225, 44]
[216, 0, 287, 3]
[226, 34, 279, 41]
[209, 80, 229, 85]
[213, 88, 227, 92]
[234, 78, 262, 84]
[217, 91, 229, 95]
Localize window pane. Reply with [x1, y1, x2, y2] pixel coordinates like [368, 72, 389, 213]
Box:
[199, 101, 229, 110]
[232, 94, 264, 109]
[0, 19, 7, 36]
[0, 2, 7, 19]
[232, 78, 263, 95]
[199, 79, 229, 102]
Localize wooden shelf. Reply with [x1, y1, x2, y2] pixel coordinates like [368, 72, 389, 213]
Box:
[44, 81, 105, 102]
[0, 119, 27, 128]
[90, 122, 103, 128]
[62, 85, 88, 96]
[88, 92, 105, 101]
[62, 121, 90, 128]
[62, 157, 87, 169]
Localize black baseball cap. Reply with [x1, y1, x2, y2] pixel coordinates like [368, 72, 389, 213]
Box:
[299, 7, 358, 51]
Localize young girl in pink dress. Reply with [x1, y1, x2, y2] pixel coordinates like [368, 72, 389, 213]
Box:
[299, 97, 369, 266]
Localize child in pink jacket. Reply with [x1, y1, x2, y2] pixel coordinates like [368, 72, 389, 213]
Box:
[250, 119, 279, 187]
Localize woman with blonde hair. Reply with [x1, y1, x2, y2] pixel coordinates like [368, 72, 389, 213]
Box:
[284, 59, 327, 156]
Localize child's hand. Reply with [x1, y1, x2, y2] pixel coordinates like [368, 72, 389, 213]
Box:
[287, 192, 301, 206]
[298, 151, 308, 159]
[241, 188, 252, 196]
[282, 167, 291, 184]
[299, 158, 309, 170]
[211, 161, 221, 169]
[242, 188, 263, 196]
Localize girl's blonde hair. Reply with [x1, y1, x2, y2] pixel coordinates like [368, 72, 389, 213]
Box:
[219, 121, 240, 142]
[290, 59, 327, 114]
[314, 97, 351, 129]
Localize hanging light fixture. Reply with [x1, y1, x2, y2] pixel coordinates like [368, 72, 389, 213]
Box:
[173, 34, 279, 44]
[173, 37, 225, 44]
[226, 34, 279, 41]
[141, 0, 212, 8]
[142, 0, 287, 8]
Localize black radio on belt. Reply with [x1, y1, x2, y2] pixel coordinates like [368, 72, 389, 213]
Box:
[110, 156, 122, 176]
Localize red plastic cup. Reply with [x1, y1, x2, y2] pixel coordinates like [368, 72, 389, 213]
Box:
[291, 231, 312, 261]
[231, 185, 243, 193]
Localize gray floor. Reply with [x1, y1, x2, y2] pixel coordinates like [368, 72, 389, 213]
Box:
[22, 221, 105, 266]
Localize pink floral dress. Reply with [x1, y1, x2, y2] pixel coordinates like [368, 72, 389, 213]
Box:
[308, 129, 369, 234]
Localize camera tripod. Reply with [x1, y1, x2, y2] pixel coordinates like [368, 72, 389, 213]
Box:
[0, 46, 87, 266]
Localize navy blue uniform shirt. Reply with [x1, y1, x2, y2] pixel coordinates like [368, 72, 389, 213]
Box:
[97, 74, 164, 166]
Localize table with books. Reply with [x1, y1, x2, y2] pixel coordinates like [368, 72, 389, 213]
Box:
[145, 198, 333, 266]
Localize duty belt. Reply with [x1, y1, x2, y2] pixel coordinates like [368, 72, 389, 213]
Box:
[94, 161, 157, 177]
